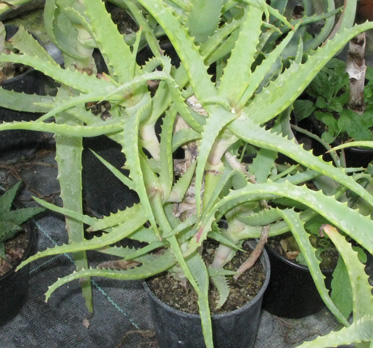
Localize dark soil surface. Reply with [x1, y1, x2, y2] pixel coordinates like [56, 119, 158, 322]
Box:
[267, 233, 339, 271]
[0, 229, 29, 276]
[147, 241, 266, 315]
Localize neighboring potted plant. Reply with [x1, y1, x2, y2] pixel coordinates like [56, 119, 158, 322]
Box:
[293, 50, 373, 167]
[0, 0, 372, 347]
[297, 225, 373, 348]
[0, 181, 44, 325]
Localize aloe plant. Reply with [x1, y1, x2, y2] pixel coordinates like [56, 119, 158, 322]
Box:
[0, 0, 372, 346]
[0, 181, 44, 260]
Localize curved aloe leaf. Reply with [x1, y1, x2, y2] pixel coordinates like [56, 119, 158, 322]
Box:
[17, 203, 149, 270]
[10, 26, 57, 65]
[187, 252, 213, 348]
[278, 209, 348, 325]
[0, 53, 112, 93]
[322, 225, 373, 320]
[0, 89, 53, 113]
[330, 141, 373, 151]
[187, 0, 224, 43]
[218, 4, 263, 102]
[297, 315, 373, 348]
[195, 107, 238, 216]
[0, 120, 122, 137]
[229, 117, 373, 208]
[119, 98, 160, 237]
[136, 0, 217, 102]
[247, 21, 373, 124]
[82, 0, 135, 83]
[298, 224, 373, 347]
[209, 181, 373, 254]
[45, 250, 177, 301]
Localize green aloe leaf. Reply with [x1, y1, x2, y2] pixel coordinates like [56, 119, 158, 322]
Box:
[209, 181, 373, 254]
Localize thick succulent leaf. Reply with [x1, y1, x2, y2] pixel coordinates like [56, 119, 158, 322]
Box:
[331, 256, 353, 319]
[54, 106, 92, 313]
[136, 0, 217, 102]
[168, 161, 196, 203]
[303, 0, 336, 51]
[273, 168, 321, 185]
[36, 70, 172, 122]
[236, 19, 298, 109]
[17, 203, 150, 270]
[0, 207, 45, 226]
[218, 4, 263, 103]
[0, 53, 113, 94]
[0, 120, 122, 137]
[247, 21, 373, 124]
[202, 167, 244, 215]
[278, 209, 348, 326]
[44, 0, 92, 62]
[323, 225, 373, 320]
[159, 107, 177, 199]
[200, 18, 241, 65]
[327, 0, 357, 40]
[234, 208, 318, 239]
[187, 0, 224, 44]
[0, 222, 22, 243]
[122, 241, 166, 261]
[165, 234, 213, 346]
[162, 214, 197, 239]
[210, 273, 229, 309]
[186, 251, 213, 348]
[10, 26, 57, 65]
[0, 181, 21, 214]
[88, 203, 146, 231]
[82, 0, 135, 83]
[119, 99, 160, 237]
[195, 107, 238, 215]
[32, 197, 97, 226]
[238, 208, 282, 226]
[0, 89, 53, 113]
[228, 117, 373, 209]
[45, 249, 177, 301]
[209, 181, 373, 254]
[172, 128, 201, 150]
[250, 148, 277, 183]
[330, 141, 373, 151]
[297, 315, 373, 348]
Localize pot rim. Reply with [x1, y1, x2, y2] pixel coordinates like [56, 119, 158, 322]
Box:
[143, 244, 270, 319]
[265, 242, 334, 274]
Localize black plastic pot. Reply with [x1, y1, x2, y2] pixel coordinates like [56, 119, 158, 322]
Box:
[0, 69, 49, 161]
[262, 244, 333, 319]
[144, 248, 270, 348]
[343, 146, 373, 168]
[0, 25, 52, 161]
[297, 116, 373, 168]
[0, 220, 36, 326]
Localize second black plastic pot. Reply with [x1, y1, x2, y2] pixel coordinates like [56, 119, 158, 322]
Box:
[0, 26, 53, 161]
[144, 247, 270, 348]
[262, 244, 333, 319]
[0, 220, 36, 326]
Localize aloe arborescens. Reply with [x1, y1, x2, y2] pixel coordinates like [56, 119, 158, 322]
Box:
[0, 0, 372, 346]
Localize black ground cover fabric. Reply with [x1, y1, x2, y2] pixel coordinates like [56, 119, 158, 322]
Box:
[0, 149, 359, 348]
